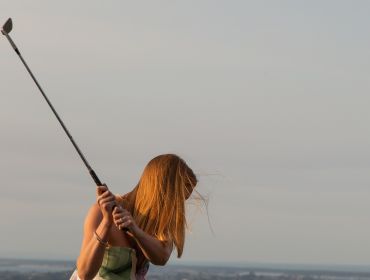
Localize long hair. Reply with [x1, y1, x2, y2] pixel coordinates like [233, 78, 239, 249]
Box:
[124, 154, 197, 258]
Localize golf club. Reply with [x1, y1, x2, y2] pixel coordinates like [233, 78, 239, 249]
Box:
[2, 18, 104, 188]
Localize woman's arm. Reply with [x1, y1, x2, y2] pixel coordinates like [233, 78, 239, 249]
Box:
[76, 186, 115, 280]
[113, 207, 173, 266]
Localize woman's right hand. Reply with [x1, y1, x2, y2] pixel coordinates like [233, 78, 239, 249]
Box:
[96, 184, 116, 226]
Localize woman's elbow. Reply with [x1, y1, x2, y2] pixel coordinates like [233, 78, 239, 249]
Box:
[76, 267, 91, 280]
[151, 253, 170, 266]
[76, 261, 97, 280]
[77, 271, 96, 280]
[152, 259, 167, 266]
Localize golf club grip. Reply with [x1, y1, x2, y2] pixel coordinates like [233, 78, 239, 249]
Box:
[97, 184, 129, 233]
[89, 169, 102, 186]
[92, 172, 129, 232]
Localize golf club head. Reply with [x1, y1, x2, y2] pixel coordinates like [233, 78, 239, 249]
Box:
[1, 18, 13, 35]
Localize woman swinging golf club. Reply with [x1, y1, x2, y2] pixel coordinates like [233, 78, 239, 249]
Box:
[70, 154, 198, 280]
[1, 19, 200, 280]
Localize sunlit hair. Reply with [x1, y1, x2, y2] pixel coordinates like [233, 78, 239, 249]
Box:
[121, 154, 197, 258]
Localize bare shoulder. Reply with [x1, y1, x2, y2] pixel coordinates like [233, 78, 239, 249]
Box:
[83, 203, 103, 230]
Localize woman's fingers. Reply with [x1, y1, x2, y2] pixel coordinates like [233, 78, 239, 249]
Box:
[95, 184, 116, 224]
[114, 217, 127, 227]
[96, 185, 108, 195]
[112, 205, 123, 215]
[97, 189, 113, 200]
[113, 209, 134, 230]
[113, 212, 124, 223]
[113, 207, 124, 220]
[113, 206, 123, 215]
[99, 199, 115, 213]
[97, 188, 115, 206]
[113, 210, 129, 221]
[99, 195, 115, 204]
[96, 188, 115, 211]
[120, 216, 133, 229]
[98, 197, 115, 208]
[118, 220, 131, 230]
[113, 213, 123, 221]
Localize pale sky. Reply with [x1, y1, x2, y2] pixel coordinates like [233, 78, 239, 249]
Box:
[1, 0, 370, 267]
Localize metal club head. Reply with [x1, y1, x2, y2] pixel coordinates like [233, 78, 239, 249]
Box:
[1, 18, 13, 35]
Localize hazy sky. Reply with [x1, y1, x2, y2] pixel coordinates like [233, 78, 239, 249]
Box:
[1, 1, 370, 266]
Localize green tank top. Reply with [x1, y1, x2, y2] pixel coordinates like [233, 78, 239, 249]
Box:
[98, 246, 137, 280]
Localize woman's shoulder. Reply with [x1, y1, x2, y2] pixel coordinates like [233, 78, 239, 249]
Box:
[88, 201, 101, 213]
[84, 202, 103, 227]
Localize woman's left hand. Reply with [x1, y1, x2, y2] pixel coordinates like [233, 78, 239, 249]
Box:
[113, 206, 138, 233]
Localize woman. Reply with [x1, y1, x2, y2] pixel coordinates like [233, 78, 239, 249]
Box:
[70, 154, 198, 280]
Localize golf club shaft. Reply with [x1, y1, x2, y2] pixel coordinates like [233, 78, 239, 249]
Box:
[3, 32, 103, 187]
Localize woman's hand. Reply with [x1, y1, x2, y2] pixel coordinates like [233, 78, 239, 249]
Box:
[113, 205, 173, 265]
[96, 184, 116, 226]
[113, 206, 138, 233]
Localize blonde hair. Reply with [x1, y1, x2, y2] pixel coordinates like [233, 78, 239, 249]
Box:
[124, 154, 197, 258]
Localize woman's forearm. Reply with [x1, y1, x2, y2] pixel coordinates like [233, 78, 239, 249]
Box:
[130, 226, 172, 266]
[77, 220, 111, 280]
[112, 206, 173, 266]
